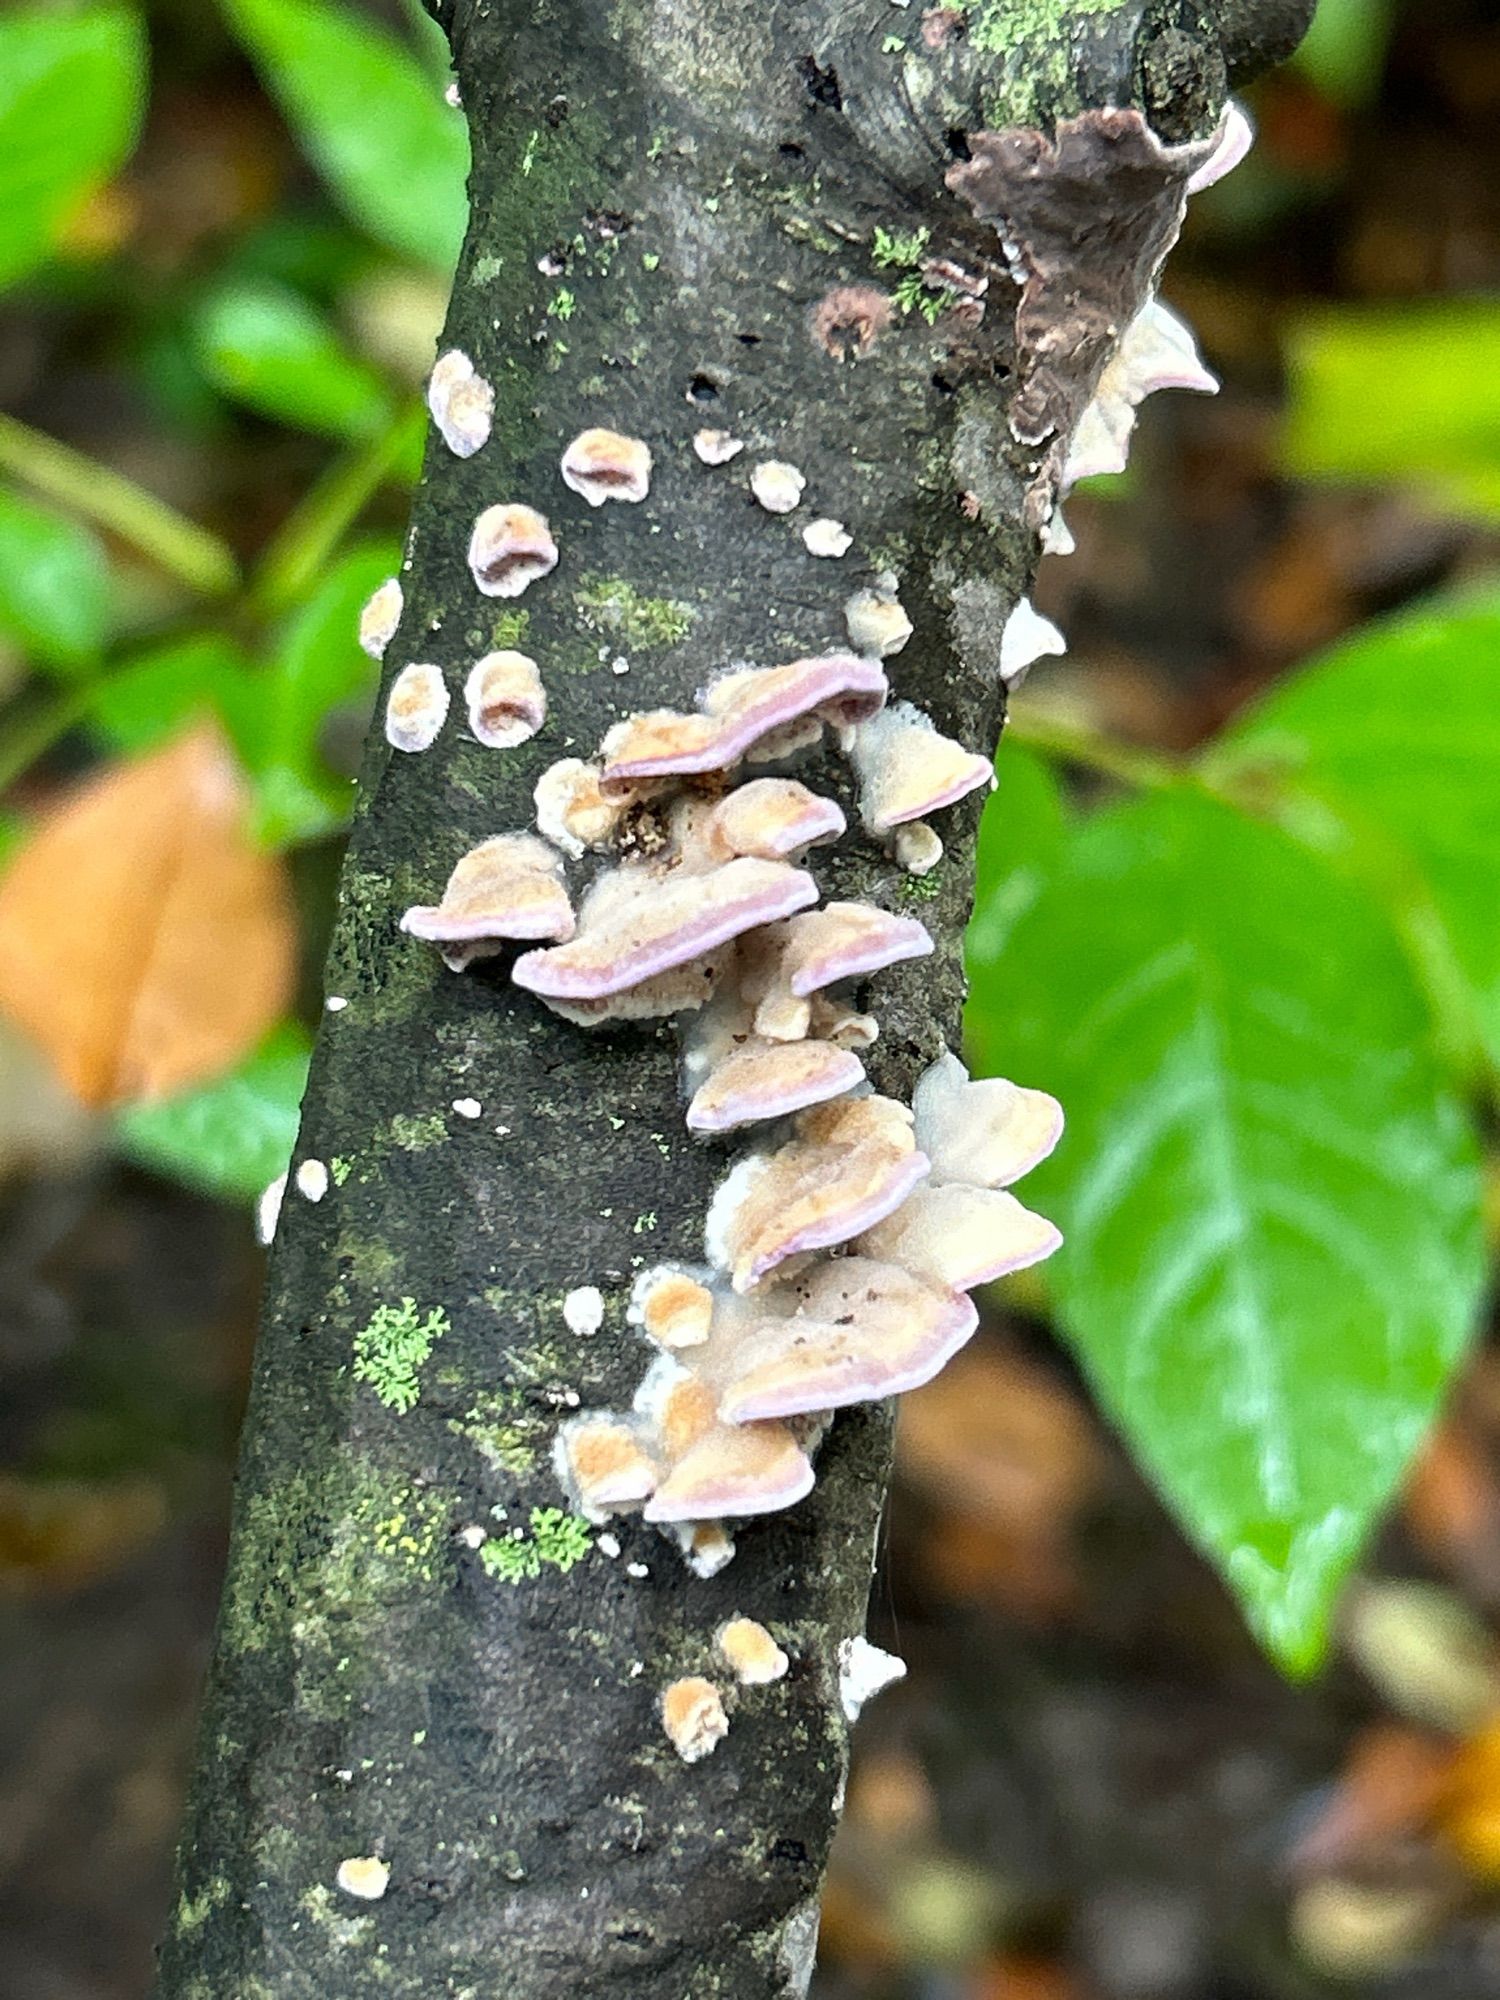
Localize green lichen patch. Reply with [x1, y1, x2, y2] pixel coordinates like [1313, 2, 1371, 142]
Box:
[387, 1109, 449, 1152]
[352, 1298, 450, 1414]
[480, 1507, 593, 1581]
[450, 1394, 543, 1477]
[489, 608, 531, 650]
[576, 577, 694, 650]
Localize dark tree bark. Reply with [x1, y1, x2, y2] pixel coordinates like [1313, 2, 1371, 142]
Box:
[154, 3, 1312, 1995]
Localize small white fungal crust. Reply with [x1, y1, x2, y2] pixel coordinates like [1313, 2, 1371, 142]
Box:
[660, 1676, 729, 1762]
[452, 1096, 482, 1119]
[596, 1531, 621, 1558]
[1042, 507, 1075, 556]
[324, 994, 348, 1013]
[335, 1856, 391, 1901]
[465, 650, 546, 748]
[385, 662, 449, 753]
[802, 517, 852, 559]
[296, 1158, 329, 1203]
[533, 758, 627, 858]
[838, 1636, 906, 1721]
[358, 577, 403, 660]
[560, 427, 652, 506]
[444, 79, 462, 108]
[468, 503, 559, 599]
[844, 585, 912, 659]
[717, 1616, 789, 1685]
[563, 1284, 605, 1337]
[256, 1172, 286, 1247]
[893, 821, 943, 875]
[1064, 297, 1217, 488]
[693, 427, 744, 465]
[999, 598, 1067, 685]
[749, 460, 806, 514]
[427, 348, 494, 459]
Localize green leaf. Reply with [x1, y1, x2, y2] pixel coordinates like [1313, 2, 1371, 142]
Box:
[1283, 301, 1500, 522]
[967, 741, 1068, 974]
[0, 486, 110, 671]
[221, 0, 468, 271]
[254, 536, 399, 846]
[1291, 0, 1397, 108]
[0, 4, 146, 292]
[116, 1022, 311, 1201]
[190, 278, 391, 440]
[87, 633, 262, 759]
[1214, 585, 1500, 1077]
[974, 789, 1484, 1673]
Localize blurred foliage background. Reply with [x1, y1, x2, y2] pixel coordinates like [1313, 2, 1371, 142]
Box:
[3, 0, 1500, 1995]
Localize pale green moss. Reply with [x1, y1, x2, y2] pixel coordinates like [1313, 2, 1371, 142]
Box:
[388, 1110, 448, 1151]
[576, 577, 694, 649]
[480, 1507, 593, 1581]
[872, 223, 930, 269]
[352, 1298, 450, 1414]
[450, 1395, 542, 1477]
[490, 608, 531, 649]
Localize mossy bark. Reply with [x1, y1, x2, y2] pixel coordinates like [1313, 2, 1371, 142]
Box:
[154, 3, 1309, 1995]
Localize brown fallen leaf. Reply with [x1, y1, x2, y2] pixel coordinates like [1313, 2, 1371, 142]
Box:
[0, 723, 294, 1106]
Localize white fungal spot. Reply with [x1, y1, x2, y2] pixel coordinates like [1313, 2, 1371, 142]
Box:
[358, 577, 403, 660]
[452, 1097, 482, 1119]
[999, 598, 1067, 685]
[750, 460, 806, 514]
[467, 504, 559, 599]
[693, 427, 744, 465]
[256, 1172, 286, 1247]
[385, 662, 449, 753]
[845, 585, 912, 659]
[563, 1285, 605, 1337]
[838, 1636, 906, 1720]
[325, 994, 348, 1013]
[296, 1158, 329, 1203]
[597, 1531, 621, 1559]
[457, 1523, 486, 1549]
[626, 1560, 649, 1579]
[336, 1856, 390, 1901]
[427, 349, 494, 459]
[802, 517, 852, 558]
[560, 428, 652, 506]
[661, 1677, 729, 1762]
[444, 79, 462, 108]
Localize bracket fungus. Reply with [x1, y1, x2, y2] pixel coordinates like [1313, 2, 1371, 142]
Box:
[384, 661, 449, 753]
[686, 1034, 866, 1134]
[467, 503, 559, 598]
[400, 834, 575, 969]
[693, 427, 744, 465]
[999, 598, 1067, 685]
[631, 1266, 715, 1349]
[802, 517, 853, 559]
[844, 584, 913, 660]
[749, 460, 806, 514]
[660, 1677, 730, 1762]
[1064, 297, 1217, 488]
[358, 577, 403, 660]
[533, 757, 628, 857]
[849, 701, 994, 836]
[427, 348, 494, 459]
[717, 1617, 790, 1685]
[464, 650, 547, 748]
[560, 427, 652, 506]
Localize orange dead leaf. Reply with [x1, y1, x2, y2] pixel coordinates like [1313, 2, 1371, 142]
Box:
[1439, 1718, 1500, 1883]
[0, 723, 294, 1106]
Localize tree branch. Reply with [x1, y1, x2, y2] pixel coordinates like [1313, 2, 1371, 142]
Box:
[153, 3, 1312, 1995]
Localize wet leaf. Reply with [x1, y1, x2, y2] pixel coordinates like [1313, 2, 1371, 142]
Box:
[0, 3, 146, 292]
[972, 789, 1485, 1673]
[117, 1020, 310, 1199]
[221, 0, 468, 271]
[0, 487, 110, 671]
[0, 723, 295, 1106]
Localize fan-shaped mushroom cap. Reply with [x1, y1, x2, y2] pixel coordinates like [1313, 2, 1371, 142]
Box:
[715, 1257, 978, 1420]
[642, 1419, 815, 1521]
[749, 460, 806, 513]
[358, 577, 403, 659]
[600, 653, 887, 784]
[687, 1035, 865, 1133]
[464, 650, 546, 748]
[512, 856, 817, 1001]
[539, 952, 723, 1026]
[468, 503, 559, 598]
[631, 1266, 715, 1348]
[912, 1051, 1064, 1188]
[706, 1095, 930, 1291]
[427, 349, 494, 458]
[554, 1416, 660, 1518]
[401, 833, 574, 961]
[857, 1182, 1062, 1290]
[999, 598, 1067, 685]
[560, 427, 652, 506]
[384, 661, 449, 752]
[1064, 298, 1217, 487]
[844, 586, 912, 660]
[703, 779, 846, 862]
[693, 427, 744, 466]
[848, 700, 993, 834]
[752, 903, 933, 1014]
[533, 757, 629, 857]
[1186, 98, 1253, 194]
